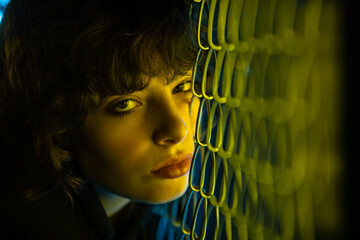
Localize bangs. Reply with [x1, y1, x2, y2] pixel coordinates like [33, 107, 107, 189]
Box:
[69, 1, 197, 98]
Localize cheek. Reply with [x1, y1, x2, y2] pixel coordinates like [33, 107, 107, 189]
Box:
[74, 117, 150, 177]
[104, 133, 139, 158]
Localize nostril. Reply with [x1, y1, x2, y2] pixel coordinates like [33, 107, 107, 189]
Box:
[163, 139, 176, 144]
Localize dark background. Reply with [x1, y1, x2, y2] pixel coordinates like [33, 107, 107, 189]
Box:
[343, 0, 359, 239]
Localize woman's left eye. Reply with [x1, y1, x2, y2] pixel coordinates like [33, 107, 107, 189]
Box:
[173, 81, 192, 93]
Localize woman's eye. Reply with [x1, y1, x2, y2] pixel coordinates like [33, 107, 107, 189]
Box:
[111, 99, 140, 113]
[173, 81, 192, 93]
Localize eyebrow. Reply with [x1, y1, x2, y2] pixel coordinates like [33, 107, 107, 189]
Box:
[103, 72, 193, 100]
[169, 75, 192, 84]
[165, 72, 193, 85]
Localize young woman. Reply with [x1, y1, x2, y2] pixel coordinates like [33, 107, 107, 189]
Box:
[0, 0, 201, 239]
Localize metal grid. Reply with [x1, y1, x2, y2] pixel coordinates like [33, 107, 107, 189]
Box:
[156, 0, 341, 239]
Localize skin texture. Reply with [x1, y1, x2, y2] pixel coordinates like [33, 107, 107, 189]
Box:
[72, 73, 199, 204]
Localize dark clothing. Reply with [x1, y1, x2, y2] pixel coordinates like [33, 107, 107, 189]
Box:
[1, 182, 160, 240]
[0, 142, 160, 240]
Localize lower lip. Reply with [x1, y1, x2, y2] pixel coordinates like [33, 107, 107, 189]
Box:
[151, 157, 192, 179]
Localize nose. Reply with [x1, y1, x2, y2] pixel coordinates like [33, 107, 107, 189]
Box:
[152, 103, 189, 146]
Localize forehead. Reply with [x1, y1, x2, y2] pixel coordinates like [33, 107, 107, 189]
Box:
[116, 69, 193, 94]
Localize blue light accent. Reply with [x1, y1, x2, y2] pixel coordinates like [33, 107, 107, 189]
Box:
[0, 0, 9, 23]
[0, 0, 10, 7]
[155, 217, 168, 240]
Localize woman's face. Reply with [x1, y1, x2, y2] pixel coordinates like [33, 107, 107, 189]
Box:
[72, 73, 199, 203]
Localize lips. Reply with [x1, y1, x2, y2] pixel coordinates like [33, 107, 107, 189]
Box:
[151, 153, 193, 179]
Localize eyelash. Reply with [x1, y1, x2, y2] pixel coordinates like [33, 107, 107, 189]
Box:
[107, 99, 140, 117]
[111, 109, 136, 118]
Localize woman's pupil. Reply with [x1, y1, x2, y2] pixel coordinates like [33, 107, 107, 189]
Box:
[118, 100, 129, 109]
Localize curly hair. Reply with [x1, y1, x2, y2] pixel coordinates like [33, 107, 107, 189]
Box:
[0, 0, 199, 201]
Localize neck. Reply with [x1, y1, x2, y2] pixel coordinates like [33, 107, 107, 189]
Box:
[92, 182, 131, 217]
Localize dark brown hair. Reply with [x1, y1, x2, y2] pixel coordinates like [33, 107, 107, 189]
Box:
[0, 0, 199, 201]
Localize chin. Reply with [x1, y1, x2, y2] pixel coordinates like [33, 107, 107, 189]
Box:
[143, 191, 188, 205]
[157, 187, 189, 204]
[137, 178, 190, 204]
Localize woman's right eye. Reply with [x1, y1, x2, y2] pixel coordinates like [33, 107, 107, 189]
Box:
[108, 99, 141, 115]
